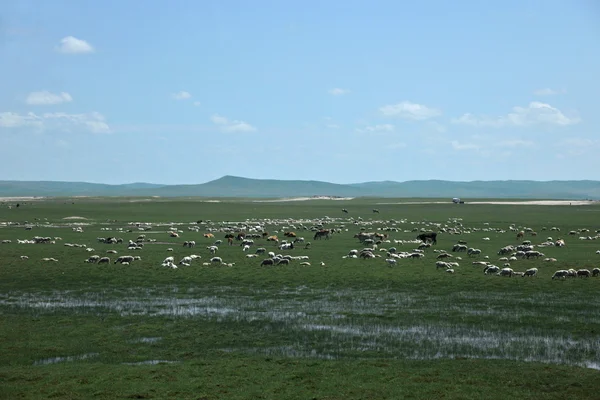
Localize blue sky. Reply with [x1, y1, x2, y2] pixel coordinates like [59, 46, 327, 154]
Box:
[1, 0, 599, 184]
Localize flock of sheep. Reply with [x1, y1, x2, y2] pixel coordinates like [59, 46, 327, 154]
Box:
[2, 211, 600, 280]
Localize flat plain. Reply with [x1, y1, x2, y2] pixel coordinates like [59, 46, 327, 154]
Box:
[1, 197, 599, 400]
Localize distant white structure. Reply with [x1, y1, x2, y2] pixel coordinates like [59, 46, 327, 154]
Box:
[452, 198, 464, 204]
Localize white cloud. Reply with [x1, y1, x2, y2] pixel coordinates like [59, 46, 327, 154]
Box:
[171, 91, 192, 100]
[495, 139, 534, 147]
[193, 101, 201, 106]
[558, 138, 599, 147]
[380, 101, 441, 120]
[452, 102, 580, 127]
[328, 88, 350, 96]
[0, 111, 110, 133]
[211, 114, 256, 132]
[534, 88, 565, 96]
[326, 123, 340, 129]
[25, 91, 73, 105]
[451, 140, 480, 151]
[42, 112, 110, 133]
[356, 124, 395, 133]
[56, 36, 95, 54]
[0, 112, 43, 129]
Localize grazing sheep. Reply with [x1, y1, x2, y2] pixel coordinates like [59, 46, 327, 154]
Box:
[497, 267, 514, 277]
[436, 261, 450, 270]
[523, 268, 538, 277]
[115, 255, 134, 264]
[467, 248, 482, 257]
[85, 255, 100, 263]
[385, 258, 397, 266]
[210, 257, 223, 264]
[484, 265, 500, 275]
[552, 270, 569, 279]
[260, 259, 274, 266]
[446, 268, 455, 274]
[98, 257, 110, 264]
[179, 256, 192, 265]
[207, 246, 218, 254]
[592, 268, 600, 277]
[577, 269, 591, 278]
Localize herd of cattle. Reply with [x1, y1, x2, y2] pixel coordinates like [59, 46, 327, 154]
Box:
[1, 214, 600, 280]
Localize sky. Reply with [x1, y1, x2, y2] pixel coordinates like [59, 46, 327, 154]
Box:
[1, 0, 599, 185]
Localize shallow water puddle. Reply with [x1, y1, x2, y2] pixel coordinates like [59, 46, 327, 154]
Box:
[123, 360, 179, 365]
[33, 352, 99, 366]
[4, 286, 599, 369]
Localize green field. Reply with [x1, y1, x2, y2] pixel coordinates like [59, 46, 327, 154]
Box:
[1, 197, 599, 399]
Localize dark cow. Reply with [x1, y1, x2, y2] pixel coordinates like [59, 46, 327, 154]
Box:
[417, 232, 437, 245]
[314, 229, 331, 240]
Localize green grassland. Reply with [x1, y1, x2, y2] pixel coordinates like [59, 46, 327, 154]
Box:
[1, 197, 599, 399]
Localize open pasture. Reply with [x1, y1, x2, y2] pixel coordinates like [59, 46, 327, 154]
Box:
[1, 197, 599, 399]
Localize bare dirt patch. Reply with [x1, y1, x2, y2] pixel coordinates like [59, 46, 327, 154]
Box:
[0, 197, 44, 201]
[253, 196, 355, 203]
[468, 200, 597, 206]
[377, 200, 598, 206]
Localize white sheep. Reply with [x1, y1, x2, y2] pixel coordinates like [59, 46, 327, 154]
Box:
[523, 267, 538, 277]
[497, 267, 514, 277]
[179, 256, 192, 265]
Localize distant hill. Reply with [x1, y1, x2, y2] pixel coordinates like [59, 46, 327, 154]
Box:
[1, 176, 599, 199]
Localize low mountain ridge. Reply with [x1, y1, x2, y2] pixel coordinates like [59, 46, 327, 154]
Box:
[0, 176, 599, 199]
